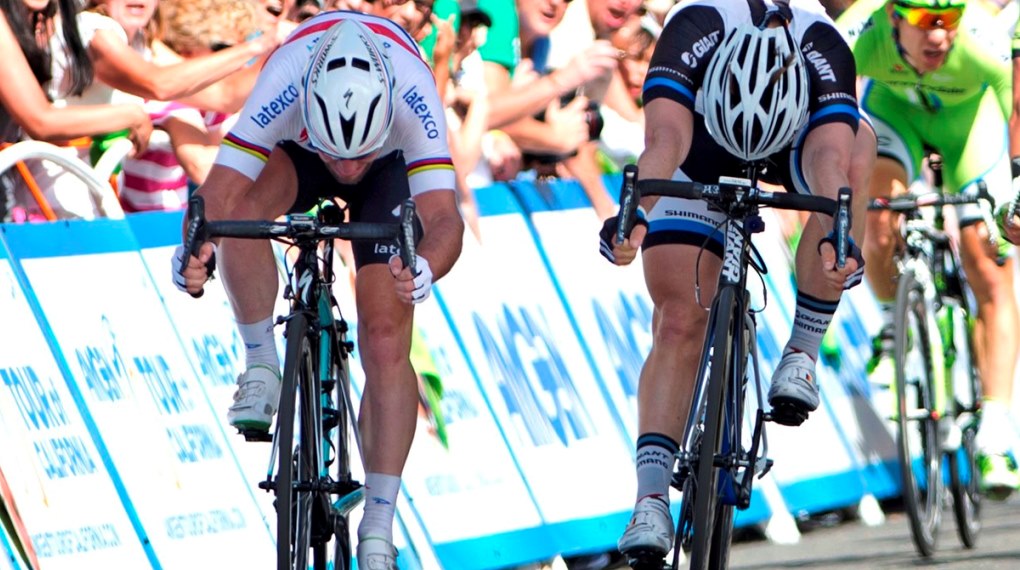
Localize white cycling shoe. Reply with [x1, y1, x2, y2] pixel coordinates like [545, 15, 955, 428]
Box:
[357, 536, 398, 570]
[618, 496, 673, 558]
[226, 365, 282, 432]
[768, 351, 820, 426]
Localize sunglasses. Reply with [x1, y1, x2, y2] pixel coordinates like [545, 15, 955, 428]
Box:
[892, 3, 964, 31]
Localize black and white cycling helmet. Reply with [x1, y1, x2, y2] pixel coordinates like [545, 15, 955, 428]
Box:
[301, 19, 395, 159]
[701, 5, 809, 161]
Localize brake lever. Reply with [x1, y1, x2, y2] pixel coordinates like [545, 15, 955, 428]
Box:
[399, 198, 418, 274]
[181, 195, 207, 299]
[834, 187, 852, 269]
[615, 164, 640, 245]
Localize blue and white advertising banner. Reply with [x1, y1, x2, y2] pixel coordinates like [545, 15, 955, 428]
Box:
[3, 221, 275, 568]
[742, 215, 864, 514]
[525, 204, 650, 446]
[406, 280, 546, 569]
[129, 211, 279, 531]
[434, 190, 636, 555]
[0, 247, 152, 569]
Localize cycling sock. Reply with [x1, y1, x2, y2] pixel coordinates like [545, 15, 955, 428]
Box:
[783, 292, 838, 361]
[238, 317, 279, 370]
[358, 472, 400, 542]
[635, 433, 679, 502]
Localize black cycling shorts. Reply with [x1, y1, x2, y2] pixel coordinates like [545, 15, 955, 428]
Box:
[280, 142, 422, 268]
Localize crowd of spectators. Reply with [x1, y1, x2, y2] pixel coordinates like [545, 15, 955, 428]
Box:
[0, 0, 698, 230]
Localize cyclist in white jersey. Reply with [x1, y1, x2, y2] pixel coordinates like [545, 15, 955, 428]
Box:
[174, 12, 463, 569]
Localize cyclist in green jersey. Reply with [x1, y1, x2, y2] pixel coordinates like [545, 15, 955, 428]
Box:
[839, 0, 1020, 499]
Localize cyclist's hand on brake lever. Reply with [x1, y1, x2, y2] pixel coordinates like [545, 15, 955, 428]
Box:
[599, 211, 647, 266]
[173, 242, 217, 296]
[388, 254, 433, 304]
[818, 235, 864, 291]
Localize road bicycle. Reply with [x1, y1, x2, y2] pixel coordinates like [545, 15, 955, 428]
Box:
[180, 195, 418, 570]
[615, 164, 852, 570]
[866, 154, 993, 557]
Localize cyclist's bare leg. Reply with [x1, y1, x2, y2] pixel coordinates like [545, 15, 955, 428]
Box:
[638, 244, 720, 442]
[862, 157, 910, 303]
[210, 148, 300, 324]
[354, 263, 417, 476]
[958, 227, 1018, 406]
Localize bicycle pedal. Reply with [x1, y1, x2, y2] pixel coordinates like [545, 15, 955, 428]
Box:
[625, 550, 668, 570]
[768, 402, 809, 427]
[238, 428, 273, 442]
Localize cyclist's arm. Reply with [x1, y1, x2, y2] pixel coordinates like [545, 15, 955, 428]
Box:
[801, 122, 856, 205]
[636, 98, 692, 183]
[413, 188, 464, 281]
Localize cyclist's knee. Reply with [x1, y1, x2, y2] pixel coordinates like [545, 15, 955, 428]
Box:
[655, 301, 707, 345]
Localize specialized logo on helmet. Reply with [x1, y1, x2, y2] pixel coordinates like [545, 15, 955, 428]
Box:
[680, 31, 721, 69]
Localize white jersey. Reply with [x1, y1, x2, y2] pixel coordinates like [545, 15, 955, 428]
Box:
[216, 11, 455, 196]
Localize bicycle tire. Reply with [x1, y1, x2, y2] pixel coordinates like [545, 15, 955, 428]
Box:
[893, 269, 942, 557]
[276, 313, 323, 570]
[948, 306, 982, 548]
[687, 286, 738, 570]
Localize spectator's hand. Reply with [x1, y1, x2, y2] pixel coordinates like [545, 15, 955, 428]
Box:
[485, 130, 522, 182]
[511, 59, 539, 88]
[248, 29, 281, 58]
[543, 95, 590, 155]
[127, 108, 154, 157]
[431, 13, 456, 66]
[552, 40, 619, 93]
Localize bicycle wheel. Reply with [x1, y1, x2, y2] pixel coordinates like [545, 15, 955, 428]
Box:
[893, 269, 943, 557]
[686, 286, 738, 570]
[947, 306, 981, 549]
[276, 313, 324, 570]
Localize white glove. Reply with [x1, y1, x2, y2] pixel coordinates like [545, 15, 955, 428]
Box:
[172, 244, 189, 293]
[172, 243, 216, 294]
[390, 254, 433, 304]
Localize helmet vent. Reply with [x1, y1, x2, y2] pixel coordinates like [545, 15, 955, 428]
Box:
[361, 94, 382, 145]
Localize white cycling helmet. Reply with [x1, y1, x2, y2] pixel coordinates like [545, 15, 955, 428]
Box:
[301, 19, 395, 159]
[701, 7, 809, 161]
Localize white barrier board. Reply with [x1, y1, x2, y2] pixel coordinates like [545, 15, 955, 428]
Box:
[0, 252, 152, 569]
[4, 221, 275, 568]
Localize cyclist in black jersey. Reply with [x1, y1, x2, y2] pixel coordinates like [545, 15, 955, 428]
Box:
[599, 0, 876, 558]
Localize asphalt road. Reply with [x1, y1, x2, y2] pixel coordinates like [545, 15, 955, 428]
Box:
[728, 494, 1020, 569]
